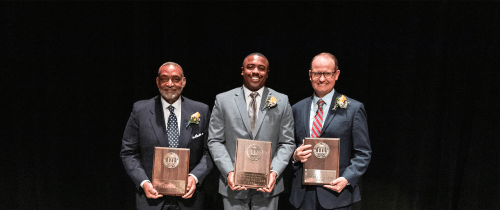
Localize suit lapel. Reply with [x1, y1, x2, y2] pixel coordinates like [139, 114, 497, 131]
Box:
[234, 88, 253, 139]
[304, 96, 313, 138]
[178, 97, 192, 148]
[254, 87, 270, 138]
[150, 96, 169, 147]
[320, 91, 341, 136]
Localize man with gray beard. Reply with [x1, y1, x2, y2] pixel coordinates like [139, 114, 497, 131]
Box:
[121, 62, 213, 210]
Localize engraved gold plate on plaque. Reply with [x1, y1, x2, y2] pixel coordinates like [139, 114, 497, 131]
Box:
[302, 138, 340, 185]
[234, 139, 272, 189]
[152, 179, 186, 195]
[152, 147, 190, 196]
[303, 169, 337, 184]
[235, 172, 268, 187]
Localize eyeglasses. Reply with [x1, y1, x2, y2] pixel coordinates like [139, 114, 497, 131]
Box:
[311, 71, 336, 79]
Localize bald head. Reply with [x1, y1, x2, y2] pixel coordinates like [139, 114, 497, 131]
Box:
[159, 62, 184, 76]
[311, 53, 338, 71]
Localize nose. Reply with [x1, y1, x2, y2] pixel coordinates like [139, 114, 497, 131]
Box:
[319, 74, 326, 82]
[251, 67, 259, 74]
[166, 79, 174, 87]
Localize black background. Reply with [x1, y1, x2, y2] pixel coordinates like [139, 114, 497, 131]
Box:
[2, 2, 499, 209]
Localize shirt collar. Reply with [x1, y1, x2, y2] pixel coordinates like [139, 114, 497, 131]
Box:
[243, 85, 265, 99]
[313, 89, 335, 106]
[160, 96, 182, 111]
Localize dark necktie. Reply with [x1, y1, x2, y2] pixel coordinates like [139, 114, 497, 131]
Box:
[167, 105, 179, 147]
[249, 92, 259, 132]
[311, 99, 325, 138]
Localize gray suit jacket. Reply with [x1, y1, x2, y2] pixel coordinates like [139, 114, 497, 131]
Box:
[207, 87, 295, 199]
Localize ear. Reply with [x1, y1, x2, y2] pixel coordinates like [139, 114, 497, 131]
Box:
[241, 66, 244, 76]
[309, 70, 312, 81]
[334, 70, 340, 81]
[181, 77, 186, 88]
[156, 77, 160, 88]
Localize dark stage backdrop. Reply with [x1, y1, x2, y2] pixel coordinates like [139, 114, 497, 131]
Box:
[2, 2, 499, 210]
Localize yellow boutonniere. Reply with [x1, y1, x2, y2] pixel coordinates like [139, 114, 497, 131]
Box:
[333, 95, 350, 110]
[186, 112, 201, 127]
[265, 96, 278, 109]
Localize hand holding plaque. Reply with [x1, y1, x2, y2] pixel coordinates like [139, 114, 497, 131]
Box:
[302, 138, 340, 185]
[293, 140, 313, 163]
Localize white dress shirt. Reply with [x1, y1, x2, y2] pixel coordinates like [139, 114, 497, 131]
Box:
[243, 85, 265, 117]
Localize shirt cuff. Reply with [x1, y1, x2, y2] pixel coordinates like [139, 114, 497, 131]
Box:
[189, 174, 199, 184]
[270, 170, 278, 177]
[140, 180, 150, 188]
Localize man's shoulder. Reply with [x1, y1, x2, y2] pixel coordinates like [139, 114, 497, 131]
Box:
[292, 96, 311, 109]
[266, 87, 288, 101]
[182, 96, 209, 110]
[215, 87, 241, 99]
[132, 96, 157, 109]
[342, 94, 364, 108]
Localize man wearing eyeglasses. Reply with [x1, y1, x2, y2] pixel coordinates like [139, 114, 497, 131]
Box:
[289, 53, 372, 210]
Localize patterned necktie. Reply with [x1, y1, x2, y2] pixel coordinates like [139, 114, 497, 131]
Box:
[167, 105, 179, 147]
[311, 99, 325, 138]
[249, 92, 259, 132]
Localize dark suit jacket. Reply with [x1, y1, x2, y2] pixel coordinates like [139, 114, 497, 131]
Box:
[121, 96, 213, 210]
[289, 92, 372, 209]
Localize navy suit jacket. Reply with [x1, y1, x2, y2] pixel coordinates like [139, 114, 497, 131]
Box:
[289, 92, 371, 209]
[121, 96, 213, 210]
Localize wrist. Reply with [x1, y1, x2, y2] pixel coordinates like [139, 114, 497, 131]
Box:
[293, 151, 299, 162]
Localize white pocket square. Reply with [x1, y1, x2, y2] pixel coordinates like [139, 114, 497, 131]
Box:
[192, 133, 203, 139]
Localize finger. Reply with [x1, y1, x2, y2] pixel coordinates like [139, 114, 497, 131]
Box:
[323, 185, 334, 191]
[232, 185, 244, 191]
[149, 188, 158, 196]
[301, 155, 311, 163]
[256, 188, 265, 192]
[303, 144, 312, 149]
[182, 188, 195, 199]
[302, 149, 312, 155]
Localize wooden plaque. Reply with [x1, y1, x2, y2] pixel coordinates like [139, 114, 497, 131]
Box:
[152, 147, 190, 196]
[302, 138, 340, 185]
[233, 138, 272, 189]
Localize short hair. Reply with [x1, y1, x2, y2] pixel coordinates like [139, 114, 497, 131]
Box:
[158, 62, 184, 76]
[243, 52, 269, 70]
[311, 52, 338, 70]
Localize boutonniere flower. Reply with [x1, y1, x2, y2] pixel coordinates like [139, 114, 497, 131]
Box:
[265, 96, 278, 109]
[185, 112, 201, 127]
[332, 95, 350, 110]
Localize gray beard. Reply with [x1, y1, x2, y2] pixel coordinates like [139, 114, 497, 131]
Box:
[159, 89, 179, 101]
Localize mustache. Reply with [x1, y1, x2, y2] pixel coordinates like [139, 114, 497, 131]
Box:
[161, 86, 177, 89]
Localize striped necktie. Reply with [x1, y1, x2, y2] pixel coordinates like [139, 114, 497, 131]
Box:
[311, 99, 325, 138]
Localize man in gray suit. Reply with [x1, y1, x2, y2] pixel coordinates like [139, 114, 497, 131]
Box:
[208, 53, 295, 210]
